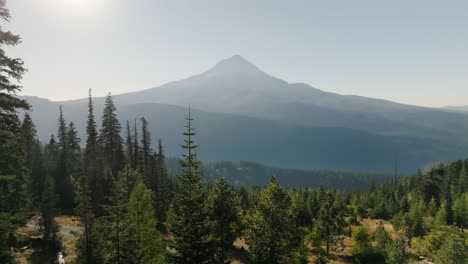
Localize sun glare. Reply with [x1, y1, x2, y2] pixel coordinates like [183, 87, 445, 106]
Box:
[60, 0, 100, 15]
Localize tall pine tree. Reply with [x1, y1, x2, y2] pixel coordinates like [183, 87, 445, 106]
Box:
[140, 117, 152, 186]
[0, 1, 29, 260]
[153, 139, 172, 228]
[99, 93, 125, 177]
[315, 188, 346, 255]
[167, 109, 216, 264]
[55, 106, 74, 210]
[125, 120, 135, 169]
[75, 89, 104, 264]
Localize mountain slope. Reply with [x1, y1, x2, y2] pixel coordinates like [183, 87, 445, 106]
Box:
[444, 105, 468, 112]
[22, 96, 458, 173]
[57, 55, 468, 143]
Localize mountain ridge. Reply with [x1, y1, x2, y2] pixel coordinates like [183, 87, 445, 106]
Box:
[20, 55, 468, 173]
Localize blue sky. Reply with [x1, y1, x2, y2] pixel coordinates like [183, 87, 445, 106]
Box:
[6, 0, 468, 107]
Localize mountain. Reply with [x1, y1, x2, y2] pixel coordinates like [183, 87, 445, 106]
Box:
[444, 105, 468, 112]
[97, 55, 468, 143]
[21, 55, 468, 173]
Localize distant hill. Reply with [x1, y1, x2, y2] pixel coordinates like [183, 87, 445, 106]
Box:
[166, 159, 393, 189]
[21, 55, 468, 173]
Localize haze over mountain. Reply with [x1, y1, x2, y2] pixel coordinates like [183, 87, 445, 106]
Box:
[23, 55, 468, 173]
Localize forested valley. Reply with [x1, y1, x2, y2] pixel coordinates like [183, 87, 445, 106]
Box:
[1, 1, 468, 264]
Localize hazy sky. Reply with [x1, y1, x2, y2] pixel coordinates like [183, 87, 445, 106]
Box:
[6, 0, 468, 107]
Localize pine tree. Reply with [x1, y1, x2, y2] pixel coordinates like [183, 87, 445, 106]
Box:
[133, 119, 140, 171]
[55, 106, 74, 210]
[20, 114, 45, 208]
[116, 165, 139, 200]
[350, 226, 373, 261]
[444, 187, 454, 225]
[408, 199, 425, 238]
[125, 120, 135, 169]
[453, 195, 468, 229]
[67, 121, 81, 182]
[20, 113, 36, 170]
[37, 173, 61, 262]
[459, 161, 468, 195]
[208, 177, 241, 257]
[100, 93, 125, 177]
[153, 139, 172, 227]
[433, 226, 468, 264]
[76, 90, 104, 263]
[434, 201, 448, 227]
[420, 167, 443, 204]
[140, 117, 152, 186]
[167, 109, 216, 264]
[315, 188, 346, 255]
[245, 177, 301, 264]
[0, 1, 29, 260]
[101, 166, 137, 264]
[385, 236, 407, 264]
[374, 223, 391, 256]
[125, 178, 164, 264]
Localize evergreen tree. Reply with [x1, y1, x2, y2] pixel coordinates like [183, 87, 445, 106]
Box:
[350, 226, 373, 262]
[125, 178, 164, 264]
[459, 161, 468, 195]
[101, 166, 132, 264]
[76, 89, 104, 263]
[434, 227, 468, 264]
[133, 119, 140, 171]
[420, 167, 443, 204]
[374, 223, 391, 256]
[444, 185, 454, 225]
[0, 1, 29, 260]
[140, 117, 152, 185]
[408, 199, 425, 238]
[208, 177, 241, 261]
[453, 195, 468, 229]
[36, 173, 61, 262]
[315, 188, 346, 255]
[67, 121, 81, 186]
[153, 139, 172, 227]
[99, 93, 125, 177]
[55, 106, 74, 210]
[434, 201, 448, 227]
[385, 236, 407, 264]
[246, 177, 300, 264]
[116, 165, 140, 200]
[125, 120, 135, 169]
[167, 110, 216, 264]
[21, 114, 45, 208]
[20, 113, 36, 170]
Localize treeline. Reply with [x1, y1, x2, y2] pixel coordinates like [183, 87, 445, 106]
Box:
[169, 159, 392, 189]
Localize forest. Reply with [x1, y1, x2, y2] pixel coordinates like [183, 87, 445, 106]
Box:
[1, 1, 468, 264]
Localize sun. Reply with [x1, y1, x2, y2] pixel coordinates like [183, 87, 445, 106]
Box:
[61, 0, 100, 15]
[67, 0, 94, 8]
